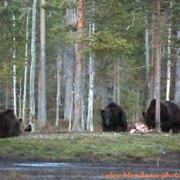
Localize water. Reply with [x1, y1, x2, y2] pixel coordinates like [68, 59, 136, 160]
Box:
[0, 162, 179, 180]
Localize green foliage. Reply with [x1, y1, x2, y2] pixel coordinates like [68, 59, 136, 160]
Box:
[87, 31, 133, 56]
[0, 0, 180, 124]
[0, 61, 13, 83]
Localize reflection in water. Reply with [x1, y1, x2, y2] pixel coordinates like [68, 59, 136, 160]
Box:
[14, 162, 75, 167]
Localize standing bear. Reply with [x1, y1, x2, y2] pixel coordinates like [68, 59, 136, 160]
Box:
[142, 99, 180, 133]
[101, 102, 127, 132]
[0, 109, 22, 138]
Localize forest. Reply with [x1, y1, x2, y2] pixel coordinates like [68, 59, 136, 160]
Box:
[0, 0, 180, 132]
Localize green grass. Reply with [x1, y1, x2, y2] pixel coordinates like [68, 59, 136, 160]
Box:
[0, 132, 180, 163]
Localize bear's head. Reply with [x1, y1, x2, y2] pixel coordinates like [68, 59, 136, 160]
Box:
[142, 111, 156, 130]
[5, 109, 23, 136]
[101, 108, 114, 127]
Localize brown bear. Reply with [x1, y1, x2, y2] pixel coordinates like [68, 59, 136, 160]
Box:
[142, 99, 180, 133]
[0, 109, 22, 138]
[101, 102, 127, 132]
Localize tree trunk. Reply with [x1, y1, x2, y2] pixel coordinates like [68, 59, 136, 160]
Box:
[63, 46, 74, 128]
[145, 16, 151, 107]
[113, 60, 120, 105]
[38, 0, 47, 127]
[101, 80, 108, 109]
[29, 0, 37, 131]
[72, 0, 85, 132]
[12, 10, 17, 116]
[117, 60, 120, 105]
[5, 84, 9, 109]
[87, 55, 95, 132]
[80, 52, 87, 131]
[166, 0, 173, 101]
[22, 10, 30, 125]
[136, 87, 140, 123]
[174, 31, 180, 106]
[113, 62, 117, 103]
[18, 78, 22, 118]
[154, 0, 161, 132]
[55, 51, 62, 127]
[64, 8, 76, 130]
[148, 14, 155, 107]
[87, 22, 95, 132]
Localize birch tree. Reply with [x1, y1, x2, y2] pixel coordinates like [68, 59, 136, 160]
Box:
[12, 1, 17, 116]
[174, 31, 180, 106]
[22, 10, 30, 124]
[149, 13, 156, 102]
[38, 0, 47, 127]
[166, 0, 173, 101]
[145, 16, 151, 107]
[154, 0, 161, 132]
[101, 80, 108, 109]
[72, 0, 85, 131]
[18, 78, 22, 118]
[87, 22, 95, 132]
[64, 8, 75, 128]
[56, 50, 62, 127]
[29, 0, 37, 131]
[113, 60, 120, 105]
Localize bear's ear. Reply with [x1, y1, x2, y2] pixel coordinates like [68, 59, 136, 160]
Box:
[151, 99, 156, 106]
[142, 112, 145, 117]
[19, 119, 23, 123]
[5, 109, 14, 117]
[101, 110, 104, 114]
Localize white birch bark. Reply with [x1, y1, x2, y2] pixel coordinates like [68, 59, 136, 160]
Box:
[101, 80, 108, 109]
[113, 60, 120, 105]
[155, 0, 161, 132]
[4, 2, 8, 110]
[56, 53, 62, 127]
[145, 17, 150, 107]
[87, 55, 95, 132]
[81, 57, 87, 131]
[38, 0, 47, 127]
[22, 10, 30, 124]
[136, 88, 140, 123]
[12, 9, 17, 116]
[87, 21, 95, 131]
[117, 60, 120, 105]
[5, 84, 9, 109]
[64, 8, 75, 129]
[174, 31, 180, 106]
[64, 46, 75, 122]
[145, 17, 150, 85]
[29, 0, 37, 131]
[113, 63, 117, 103]
[166, 1, 172, 101]
[18, 78, 22, 118]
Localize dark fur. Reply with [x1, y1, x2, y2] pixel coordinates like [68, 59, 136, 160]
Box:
[101, 102, 127, 132]
[0, 109, 22, 138]
[142, 99, 180, 133]
[25, 124, 32, 132]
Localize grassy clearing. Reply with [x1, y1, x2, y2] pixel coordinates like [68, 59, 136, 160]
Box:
[0, 132, 180, 163]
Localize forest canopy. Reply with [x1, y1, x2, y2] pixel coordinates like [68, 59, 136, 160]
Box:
[0, 0, 180, 132]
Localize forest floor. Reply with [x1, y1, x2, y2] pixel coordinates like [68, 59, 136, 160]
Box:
[0, 132, 180, 179]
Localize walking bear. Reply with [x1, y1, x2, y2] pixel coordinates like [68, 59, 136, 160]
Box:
[0, 109, 22, 138]
[101, 102, 127, 132]
[142, 99, 180, 133]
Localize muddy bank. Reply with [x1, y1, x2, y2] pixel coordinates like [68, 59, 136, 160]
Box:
[0, 161, 180, 180]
